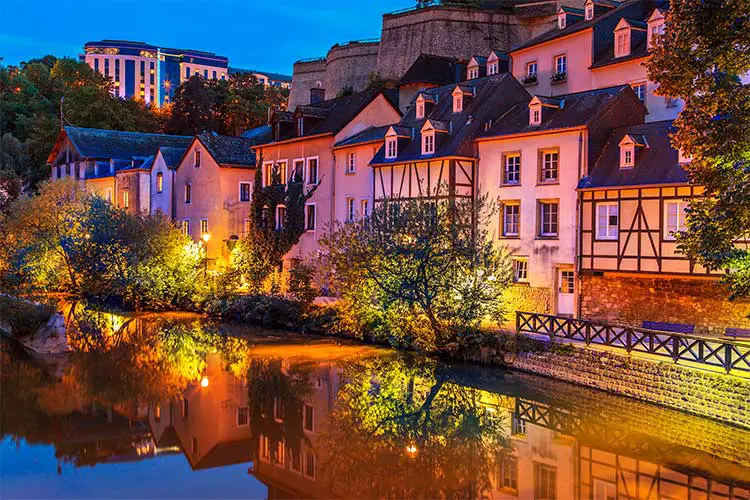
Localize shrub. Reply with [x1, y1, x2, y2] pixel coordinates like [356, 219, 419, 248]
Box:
[0, 295, 55, 338]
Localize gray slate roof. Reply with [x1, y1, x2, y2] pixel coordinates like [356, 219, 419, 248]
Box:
[399, 54, 464, 86]
[158, 146, 189, 169]
[196, 134, 260, 168]
[61, 126, 192, 161]
[333, 125, 393, 148]
[579, 120, 689, 189]
[370, 73, 530, 165]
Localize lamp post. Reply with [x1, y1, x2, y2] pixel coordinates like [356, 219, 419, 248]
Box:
[202, 232, 211, 278]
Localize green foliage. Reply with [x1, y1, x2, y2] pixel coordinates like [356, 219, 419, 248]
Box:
[0, 295, 55, 338]
[321, 196, 513, 352]
[288, 262, 319, 306]
[203, 294, 306, 330]
[646, 0, 750, 298]
[0, 179, 204, 310]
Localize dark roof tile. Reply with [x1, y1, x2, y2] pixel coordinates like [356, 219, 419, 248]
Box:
[61, 127, 192, 161]
[197, 134, 260, 167]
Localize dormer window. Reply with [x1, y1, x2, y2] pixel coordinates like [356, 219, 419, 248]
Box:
[488, 62, 498, 75]
[615, 29, 631, 58]
[422, 129, 435, 155]
[647, 9, 666, 48]
[468, 66, 479, 80]
[620, 144, 635, 168]
[530, 104, 542, 126]
[585, 2, 594, 20]
[558, 12, 566, 29]
[453, 93, 463, 113]
[678, 149, 692, 164]
[416, 100, 425, 119]
[297, 116, 304, 136]
[385, 136, 398, 159]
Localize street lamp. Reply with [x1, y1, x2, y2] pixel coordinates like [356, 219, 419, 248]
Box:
[201, 232, 211, 278]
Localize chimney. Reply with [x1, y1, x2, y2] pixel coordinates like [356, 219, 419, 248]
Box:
[310, 87, 325, 104]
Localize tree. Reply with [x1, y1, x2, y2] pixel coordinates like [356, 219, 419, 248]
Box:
[646, 0, 750, 298]
[321, 196, 513, 352]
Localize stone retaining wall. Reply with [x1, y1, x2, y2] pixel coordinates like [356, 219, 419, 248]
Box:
[503, 342, 750, 429]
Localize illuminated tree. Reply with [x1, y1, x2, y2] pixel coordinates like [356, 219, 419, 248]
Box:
[646, 0, 750, 298]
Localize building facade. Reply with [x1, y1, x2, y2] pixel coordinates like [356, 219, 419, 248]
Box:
[229, 68, 292, 89]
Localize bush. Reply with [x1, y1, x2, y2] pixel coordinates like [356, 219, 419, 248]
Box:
[0, 295, 55, 338]
[204, 294, 306, 330]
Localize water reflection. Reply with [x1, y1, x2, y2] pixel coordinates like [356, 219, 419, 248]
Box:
[1, 314, 749, 499]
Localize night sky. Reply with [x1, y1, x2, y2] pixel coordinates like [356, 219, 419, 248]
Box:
[0, 0, 408, 74]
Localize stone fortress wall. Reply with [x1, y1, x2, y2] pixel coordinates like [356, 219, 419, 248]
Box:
[288, 1, 572, 109]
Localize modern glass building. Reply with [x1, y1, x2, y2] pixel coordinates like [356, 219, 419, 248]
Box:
[81, 40, 229, 107]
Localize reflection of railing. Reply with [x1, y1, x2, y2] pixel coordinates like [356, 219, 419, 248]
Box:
[516, 311, 750, 374]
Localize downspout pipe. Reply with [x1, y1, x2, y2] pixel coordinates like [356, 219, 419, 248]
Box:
[575, 129, 584, 320]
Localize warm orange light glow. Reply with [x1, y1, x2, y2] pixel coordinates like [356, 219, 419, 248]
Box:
[201, 233, 211, 243]
[200, 376, 209, 388]
[405, 444, 418, 456]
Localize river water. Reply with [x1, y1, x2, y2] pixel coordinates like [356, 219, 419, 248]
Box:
[0, 311, 748, 499]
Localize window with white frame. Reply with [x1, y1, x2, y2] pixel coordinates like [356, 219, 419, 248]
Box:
[453, 93, 463, 113]
[555, 54, 567, 75]
[305, 204, 316, 231]
[648, 21, 665, 47]
[615, 30, 631, 57]
[237, 406, 249, 427]
[306, 158, 318, 184]
[346, 197, 355, 222]
[303, 403, 314, 433]
[122, 189, 130, 209]
[620, 144, 635, 168]
[200, 219, 208, 235]
[259, 435, 271, 462]
[276, 205, 286, 230]
[585, 2, 594, 20]
[278, 161, 287, 185]
[558, 13, 566, 29]
[297, 116, 304, 136]
[503, 153, 521, 184]
[182, 220, 190, 236]
[631, 82, 646, 102]
[263, 162, 274, 186]
[239, 182, 252, 202]
[526, 61, 538, 77]
[422, 130, 435, 155]
[274, 441, 285, 467]
[385, 136, 398, 159]
[304, 451, 316, 479]
[156, 172, 163, 193]
[512, 257, 528, 283]
[292, 159, 305, 182]
[488, 62, 498, 75]
[530, 105, 542, 126]
[346, 152, 356, 173]
[497, 455, 519, 492]
[539, 201, 559, 237]
[105, 188, 113, 203]
[502, 202, 520, 237]
[416, 100, 425, 119]
[664, 200, 688, 240]
[540, 150, 559, 183]
[361, 199, 369, 217]
[596, 202, 619, 240]
[678, 149, 692, 164]
[535, 464, 557, 500]
[468, 66, 479, 79]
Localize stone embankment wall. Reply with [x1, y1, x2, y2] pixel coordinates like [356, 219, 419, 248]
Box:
[324, 42, 380, 102]
[502, 343, 750, 429]
[581, 274, 750, 335]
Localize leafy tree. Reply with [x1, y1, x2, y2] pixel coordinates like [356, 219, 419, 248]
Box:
[646, 0, 750, 298]
[321, 196, 513, 351]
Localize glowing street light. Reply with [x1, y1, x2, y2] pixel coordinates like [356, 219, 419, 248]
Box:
[405, 444, 418, 457]
[200, 376, 209, 388]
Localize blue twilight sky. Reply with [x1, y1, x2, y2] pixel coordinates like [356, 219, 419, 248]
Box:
[0, 0, 409, 74]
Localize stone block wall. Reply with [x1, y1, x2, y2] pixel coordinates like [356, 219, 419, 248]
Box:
[581, 274, 750, 335]
[288, 59, 326, 110]
[501, 284, 552, 329]
[324, 42, 380, 102]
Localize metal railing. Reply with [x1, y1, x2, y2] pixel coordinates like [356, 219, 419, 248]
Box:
[516, 311, 750, 374]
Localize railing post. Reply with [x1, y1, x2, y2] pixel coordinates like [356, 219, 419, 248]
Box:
[672, 335, 680, 364]
[548, 315, 555, 342]
[516, 312, 521, 335]
[626, 329, 632, 354]
[725, 343, 732, 374]
[585, 321, 591, 346]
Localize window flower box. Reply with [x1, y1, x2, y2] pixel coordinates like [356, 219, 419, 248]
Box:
[550, 72, 567, 84]
[522, 73, 538, 85]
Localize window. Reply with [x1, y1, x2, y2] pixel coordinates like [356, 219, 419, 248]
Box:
[422, 130, 435, 155]
[203, 69, 208, 78]
[347, 152, 356, 173]
[497, 455, 518, 492]
[182, 220, 190, 236]
[104, 59, 110, 78]
[648, 22, 665, 47]
[502, 202, 520, 237]
[297, 116, 304, 136]
[530, 105, 542, 126]
[665, 96, 677, 108]
[620, 144, 635, 168]
[631, 82, 646, 102]
[182, 398, 189, 418]
[539, 201, 559, 237]
[416, 100, 425, 119]
[513, 257, 528, 283]
[346, 198, 355, 222]
[237, 406, 249, 427]
[276, 205, 286, 230]
[596, 202, 619, 240]
[123, 189, 129, 209]
[243, 218, 252, 236]
[263, 162, 274, 186]
[615, 30, 630, 57]
[385, 137, 398, 159]
[194, 150, 201, 168]
[184, 184, 191, 203]
[361, 199, 369, 217]
[540, 150, 559, 183]
[303, 403, 314, 433]
[593, 479, 616, 500]
[156, 172, 163, 193]
[274, 441, 285, 466]
[554, 54, 567, 75]
[503, 153, 521, 184]
[558, 13, 566, 29]
[239, 182, 251, 202]
[664, 200, 688, 240]
[304, 451, 316, 479]
[453, 94, 463, 113]
[260, 435, 271, 462]
[535, 464, 557, 500]
[526, 61, 538, 77]
[468, 66, 479, 79]
[273, 397, 284, 422]
[185, 67, 191, 79]
[512, 415, 526, 436]
[191, 437, 198, 456]
[306, 158, 318, 184]
[154, 404, 161, 422]
[292, 159, 305, 182]
[306, 204, 316, 231]
[488, 62, 498, 75]
[200, 219, 208, 235]
[278, 161, 287, 185]
[585, 3, 594, 20]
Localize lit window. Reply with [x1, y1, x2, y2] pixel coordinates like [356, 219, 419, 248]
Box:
[194, 150, 201, 167]
[385, 136, 398, 159]
[497, 455, 519, 492]
[303, 403, 314, 433]
[540, 150, 559, 182]
[184, 184, 191, 203]
[276, 205, 286, 230]
[239, 182, 252, 202]
[554, 54, 567, 75]
[539, 201, 559, 237]
[620, 144, 635, 168]
[182, 220, 189, 236]
[200, 219, 208, 235]
[156, 172, 163, 193]
[105, 188, 112, 203]
[306, 204, 316, 231]
[306, 158, 318, 184]
[259, 435, 271, 462]
[615, 30, 631, 57]
[596, 202, 619, 240]
[347, 152, 356, 173]
[277, 161, 288, 185]
[346, 198, 355, 222]
[416, 100, 425, 119]
[535, 464, 557, 500]
[512, 258, 528, 283]
[422, 130, 435, 155]
[503, 153, 521, 184]
[122, 189, 129, 209]
[526, 61, 537, 77]
[275, 441, 285, 467]
[263, 162, 274, 186]
[631, 82, 646, 102]
[664, 200, 688, 240]
[502, 202, 520, 237]
[453, 94, 463, 113]
[361, 199, 369, 217]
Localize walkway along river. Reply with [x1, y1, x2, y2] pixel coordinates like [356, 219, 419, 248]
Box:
[0, 309, 749, 498]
